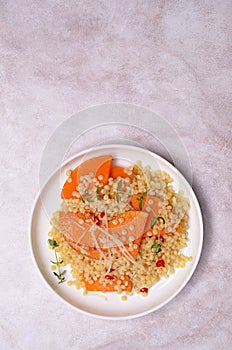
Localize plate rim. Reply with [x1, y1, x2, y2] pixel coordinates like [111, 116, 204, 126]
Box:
[29, 143, 204, 320]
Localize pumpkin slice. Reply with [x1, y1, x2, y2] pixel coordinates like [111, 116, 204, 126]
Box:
[61, 168, 79, 200]
[107, 211, 148, 241]
[61, 155, 112, 199]
[83, 274, 132, 292]
[58, 210, 148, 258]
[86, 234, 143, 259]
[78, 155, 112, 185]
[110, 166, 133, 180]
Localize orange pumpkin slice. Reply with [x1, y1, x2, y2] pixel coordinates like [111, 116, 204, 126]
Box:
[61, 155, 112, 199]
[110, 166, 133, 180]
[84, 274, 132, 292]
[61, 167, 79, 199]
[58, 210, 148, 258]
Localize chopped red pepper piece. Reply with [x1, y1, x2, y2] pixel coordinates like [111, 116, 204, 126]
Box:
[140, 287, 148, 294]
[105, 275, 115, 280]
[156, 259, 165, 267]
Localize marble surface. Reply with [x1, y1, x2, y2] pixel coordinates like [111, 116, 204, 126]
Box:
[1, 1, 232, 349]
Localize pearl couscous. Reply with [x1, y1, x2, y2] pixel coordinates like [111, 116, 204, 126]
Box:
[48, 157, 192, 297]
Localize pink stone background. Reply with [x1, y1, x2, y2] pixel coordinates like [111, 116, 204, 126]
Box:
[1, 1, 231, 349]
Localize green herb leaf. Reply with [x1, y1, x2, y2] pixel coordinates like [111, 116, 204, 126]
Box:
[116, 193, 120, 204]
[48, 239, 59, 249]
[58, 277, 65, 284]
[150, 216, 165, 229]
[83, 190, 94, 202]
[137, 190, 148, 210]
[151, 241, 162, 254]
[116, 179, 123, 203]
[96, 187, 103, 201]
[96, 186, 103, 193]
[50, 259, 63, 265]
[117, 179, 123, 190]
[50, 260, 57, 265]
[82, 190, 88, 198]
[53, 270, 66, 283]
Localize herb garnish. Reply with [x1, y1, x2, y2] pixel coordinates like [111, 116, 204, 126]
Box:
[137, 190, 148, 210]
[150, 216, 165, 229]
[96, 186, 103, 201]
[151, 240, 162, 254]
[48, 239, 66, 284]
[48, 239, 58, 248]
[83, 190, 94, 202]
[116, 179, 123, 203]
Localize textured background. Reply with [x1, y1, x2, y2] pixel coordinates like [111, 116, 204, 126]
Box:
[1, 1, 232, 349]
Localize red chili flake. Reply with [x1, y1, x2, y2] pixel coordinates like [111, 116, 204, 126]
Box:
[105, 275, 115, 280]
[140, 287, 148, 294]
[159, 236, 165, 243]
[156, 259, 165, 267]
[100, 211, 105, 218]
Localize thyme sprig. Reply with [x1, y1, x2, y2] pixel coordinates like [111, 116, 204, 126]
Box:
[150, 216, 166, 253]
[116, 179, 123, 203]
[151, 240, 162, 254]
[48, 239, 66, 284]
[137, 190, 149, 210]
[82, 190, 94, 202]
[150, 216, 165, 229]
[96, 186, 103, 201]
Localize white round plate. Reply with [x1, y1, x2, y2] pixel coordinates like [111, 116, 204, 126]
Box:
[29, 144, 203, 319]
